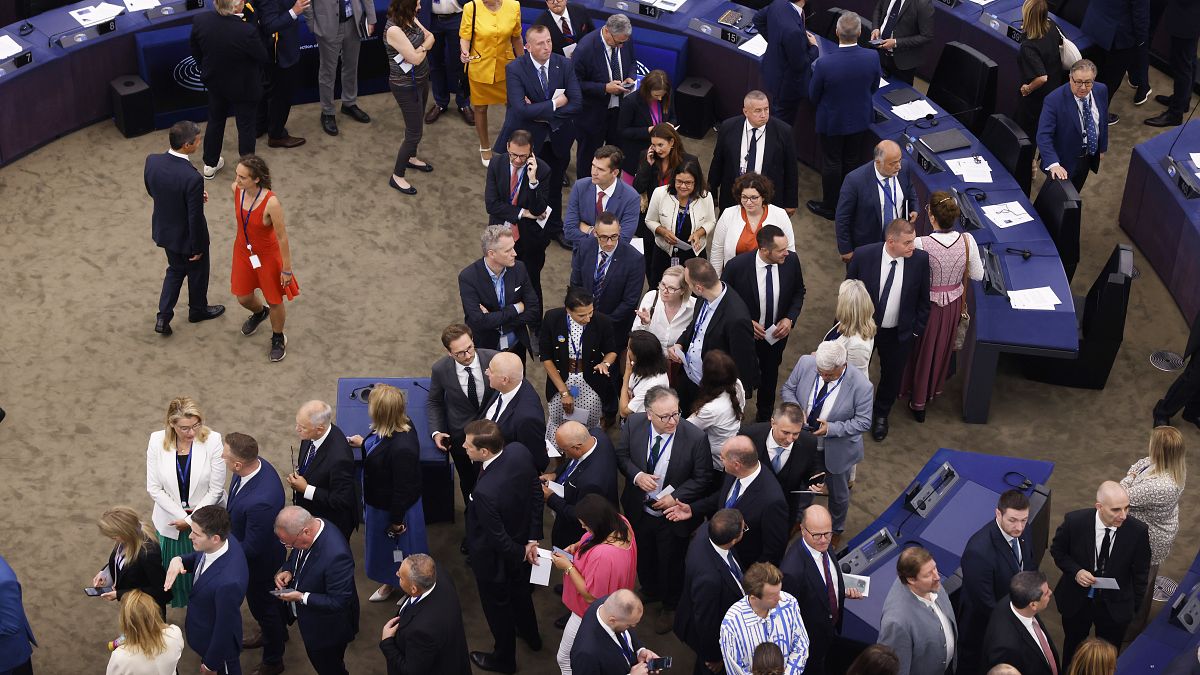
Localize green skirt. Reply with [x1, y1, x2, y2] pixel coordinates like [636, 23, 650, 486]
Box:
[159, 533, 195, 608]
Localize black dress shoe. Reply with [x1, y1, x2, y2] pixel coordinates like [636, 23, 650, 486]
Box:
[910, 407, 926, 423]
[520, 632, 543, 651]
[470, 651, 516, 674]
[805, 199, 835, 221]
[155, 318, 172, 336]
[321, 114, 338, 136]
[268, 135, 306, 148]
[1145, 111, 1183, 127]
[342, 104, 371, 123]
[406, 160, 434, 172]
[1156, 94, 1173, 106]
[871, 416, 889, 442]
[388, 176, 417, 195]
[188, 305, 226, 323]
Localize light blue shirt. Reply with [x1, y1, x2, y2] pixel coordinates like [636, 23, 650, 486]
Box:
[719, 591, 809, 675]
[486, 264, 518, 348]
[684, 284, 728, 384]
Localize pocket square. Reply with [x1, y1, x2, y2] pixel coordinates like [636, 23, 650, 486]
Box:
[515, 286, 522, 291]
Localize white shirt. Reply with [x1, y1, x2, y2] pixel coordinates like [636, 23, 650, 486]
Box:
[400, 583, 438, 612]
[232, 461, 263, 499]
[754, 251, 782, 327]
[603, 40, 623, 108]
[913, 590, 956, 666]
[1009, 604, 1050, 663]
[627, 372, 671, 414]
[688, 380, 748, 469]
[766, 432, 794, 473]
[874, 167, 904, 229]
[596, 608, 641, 662]
[550, 7, 574, 35]
[195, 540, 229, 578]
[430, 0, 464, 14]
[641, 430, 675, 516]
[486, 386, 520, 421]
[167, 149, 189, 161]
[739, 119, 768, 175]
[878, 248, 905, 329]
[685, 284, 728, 383]
[297, 519, 326, 605]
[1095, 512, 1116, 569]
[726, 462, 762, 505]
[633, 289, 696, 352]
[804, 539, 838, 611]
[458, 357, 483, 403]
[302, 425, 334, 501]
[879, 0, 905, 36]
[711, 540, 742, 585]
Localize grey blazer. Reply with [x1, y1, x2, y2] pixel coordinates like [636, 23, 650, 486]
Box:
[778, 354, 872, 474]
[303, 0, 377, 40]
[426, 349, 498, 437]
[878, 578, 958, 675]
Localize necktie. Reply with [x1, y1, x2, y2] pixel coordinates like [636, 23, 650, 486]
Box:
[229, 475, 243, 504]
[610, 46, 622, 80]
[618, 631, 635, 665]
[1096, 527, 1112, 575]
[1082, 96, 1098, 156]
[880, 177, 897, 227]
[465, 365, 480, 410]
[194, 553, 206, 578]
[647, 435, 663, 471]
[595, 188, 605, 218]
[594, 251, 611, 298]
[882, 0, 901, 38]
[489, 395, 504, 421]
[1010, 537, 1023, 569]
[764, 264, 775, 328]
[875, 260, 898, 325]
[807, 381, 828, 429]
[560, 458, 580, 482]
[1032, 617, 1059, 674]
[508, 168, 521, 241]
[728, 552, 743, 582]
[539, 64, 550, 100]
[771, 447, 785, 473]
[822, 551, 839, 625]
[302, 444, 317, 474]
[745, 127, 759, 174]
[560, 16, 572, 36]
[397, 597, 412, 614]
[724, 479, 742, 508]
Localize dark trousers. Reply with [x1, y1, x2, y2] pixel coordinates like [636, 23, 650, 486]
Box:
[539, 137, 569, 237]
[246, 574, 287, 665]
[818, 131, 868, 209]
[576, 107, 620, 180]
[202, 91, 258, 168]
[676, 371, 699, 419]
[158, 248, 211, 322]
[475, 571, 539, 666]
[629, 510, 688, 608]
[1155, 354, 1200, 420]
[754, 338, 787, 422]
[1061, 601, 1128, 669]
[1069, 154, 1094, 196]
[772, 95, 801, 129]
[390, 81, 429, 177]
[9, 659, 32, 675]
[261, 61, 299, 140]
[304, 642, 349, 675]
[427, 12, 470, 109]
[1168, 35, 1200, 115]
[448, 431, 481, 504]
[880, 52, 915, 85]
[873, 327, 914, 418]
[1097, 45, 1138, 104]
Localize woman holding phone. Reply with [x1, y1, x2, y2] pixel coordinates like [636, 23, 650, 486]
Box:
[93, 507, 171, 614]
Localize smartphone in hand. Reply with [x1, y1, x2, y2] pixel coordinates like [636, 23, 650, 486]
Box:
[84, 586, 114, 596]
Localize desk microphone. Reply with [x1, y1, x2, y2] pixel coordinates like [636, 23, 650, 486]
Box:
[19, 22, 34, 36]
[912, 105, 984, 132]
[1004, 247, 1056, 260]
[1162, 92, 1200, 198]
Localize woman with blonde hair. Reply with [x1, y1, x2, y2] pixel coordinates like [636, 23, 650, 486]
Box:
[458, 0, 523, 166]
[106, 590, 184, 675]
[348, 383, 427, 602]
[144, 397, 224, 608]
[92, 507, 170, 613]
[822, 279, 877, 380]
[1066, 638, 1117, 675]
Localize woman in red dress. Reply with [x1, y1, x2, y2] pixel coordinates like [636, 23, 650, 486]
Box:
[230, 155, 298, 363]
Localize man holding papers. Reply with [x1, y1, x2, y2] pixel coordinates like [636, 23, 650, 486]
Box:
[1050, 481, 1151, 669]
[541, 421, 619, 549]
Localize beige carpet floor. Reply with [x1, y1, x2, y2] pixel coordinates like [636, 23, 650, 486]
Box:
[0, 63, 1197, 674]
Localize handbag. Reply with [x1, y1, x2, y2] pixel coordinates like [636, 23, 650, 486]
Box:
[459, 1, 477, 94]
[953, 235, 972, 351]
[1058, 27, 1082, 70]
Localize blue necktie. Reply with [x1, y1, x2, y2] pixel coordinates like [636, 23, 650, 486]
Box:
[725, 479, 742, 508]
[194, 553, 206, 578]
[619, 631, 635, 665]
[875, 260, 898, 326]
[1010, 537, 1022, 569]
[764, 264, 775, 328]
[229, 475, 242, 506]
[879, 177, 897, 228]
[807, 382, 828, 429]
[559, 458, 579, 483]
[771, 447, 785, 473]
[728, 552, 743, 581]
[594, 251, 611, 298]
[539, 65, 550, 100]
[1082, 96, 1098, 156]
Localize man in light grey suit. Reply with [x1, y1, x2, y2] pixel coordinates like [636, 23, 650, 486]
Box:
[780, 342, 872, 544]
[303, 0, 376, 136]
[427, 323, 497, 509]
[878, 546, 958, 675]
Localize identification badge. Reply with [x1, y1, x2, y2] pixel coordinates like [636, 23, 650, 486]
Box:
[393, 549, 405, 563]
[249, 254, 262, 269]
[670, 256, 680, 267]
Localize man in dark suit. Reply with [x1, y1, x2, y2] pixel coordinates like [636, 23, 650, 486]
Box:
[675, 512, 746, 675]
[959, 489, 1037, 675]
[189, 0, 271, 178]
[273, 506, 359, 675]
[221, 433, 288, 675]
[807, 11, 881, 221]
[145, 120, 224, 336]
[165, 505, 249, 675]
[486, 130, 554, 306]
[564, 146, 642, 247]
[287, 400, 357, 542]
[462, 420, 545, 674]
[542, 421, 619, 548]
[835, 140, 918, 263]
[669, 257, 758, 413]
[780, 505, 864, 675]
[615, 385, 713, 631]
[741, 402, 824, 525]
[722, 226, 806, 422]
[428, 323, 497, 505]
[572, 14, 637, 180]
[1155, 310, 1200, 428]
[459, 225, 542, 362]
[422, 0, 474, 126]
[0, 554, 35, 675]
[571, 590, 662, 675]
[254, 0, 309, 148]
[1081, 0, 1149, 124]
[569, 212, 645, 368]
[753, 0, 820, 125]
[870, 0, 934, 84]
[708, 90, 799, 212]
[380, 554, 473, 675]
[667, 436, 789, 568]
[981, 571, 1061, 675]
[479, 351, 549, 472]
[846, 219, 930, 441]
[1145, 0, 1200, 127]
[534, 0, 594, 56]
[1037, 60, 1110, 192]
[1051, 481, 1152, 667]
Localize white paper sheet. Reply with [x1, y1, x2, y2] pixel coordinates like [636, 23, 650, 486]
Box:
[890, 99, 938, 121]
[649, 484, 675, 500]
[563, 43, 577, 59]
[1091, 577, 1120, 590]
[564, 405, 591, 423]
[547, 480, 565, 498]
[545, 438, 562, 458]
[879, 77, 889, 88]
[530, 549, 553, 586]
[1008, 286, 1062, 310]
[0, 35, 23, 61]
[947, 157, 994, 183]
[552, 88, 565, 99]
[124, 0, 160, 10]
[70, 2, 123, 27]
[764, 324, 783, 345]
[981, 201, 1034, 228]
[1189, 152, 1200, 168]
[630, 238, 645, 255]
[738, 34, 768, 57]
[844, 573, 871, 597]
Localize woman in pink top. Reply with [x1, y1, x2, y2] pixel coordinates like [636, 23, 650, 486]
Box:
[550, 494, 638, 675]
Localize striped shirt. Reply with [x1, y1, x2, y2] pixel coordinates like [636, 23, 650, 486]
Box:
[719, 591, 809, 675]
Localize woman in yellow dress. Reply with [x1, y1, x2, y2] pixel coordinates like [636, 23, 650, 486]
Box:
[459, 0, 523, 166]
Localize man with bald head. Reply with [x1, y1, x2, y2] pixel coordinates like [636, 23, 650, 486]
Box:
[835, 140, 918, 264]
[288, 400, 357, 541]
[479, 351, 549, 472]
[542, 421, 619, 548]
[1051, 481, 1151, 667]
[570, 589, 662, 675]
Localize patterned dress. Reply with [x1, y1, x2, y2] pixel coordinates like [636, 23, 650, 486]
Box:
[546, 317, 603, 442]
[1121, 457, 1184, 565]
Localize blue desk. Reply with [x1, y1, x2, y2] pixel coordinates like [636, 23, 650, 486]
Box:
[1118, 545, 1200, 672]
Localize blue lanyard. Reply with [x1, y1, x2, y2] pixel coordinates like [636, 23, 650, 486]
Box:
[176, 451, 193, 496]
[810, 371, 846, 413]
[649, 432, 675, 465]
[675, 199, 691, 237]
[568, 318, 582, 359]
[363, 432, 382, 458]
[239, 187, 263, 254]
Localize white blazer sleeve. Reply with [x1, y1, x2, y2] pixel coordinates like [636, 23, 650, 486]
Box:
[146, 433, 188, 525]
[645, 186, 670, 253]
[710, 206, 738, 277]
[694, 194, 717, 253]
[770, 206, 797, 252]
[190, 431, 227, 515]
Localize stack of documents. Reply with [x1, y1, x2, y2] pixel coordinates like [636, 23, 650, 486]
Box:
[0, 35, 24, 60]
[946, 156, 993, 183]
[69, 2, 124, 26]
[890, 99, 938, 121]
[981, 201, 1033, 228]
[124, 0, 160, 10]
[738, 34, 768, 57]
[1008, 286, 1062, 310]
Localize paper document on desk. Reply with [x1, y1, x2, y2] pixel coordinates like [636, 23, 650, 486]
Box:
[981, 202, 1034, 228]
[656, 0, 689, 10]
[946, 157, 993, 183]
[530, 549, 553, 586]
[879, 77, 889, 88]
[124, 0, 160, 10]
[890, 99, 938, 121]
[738, 35, 768, 57]
[1189, 152, 1200, 167]
[1008, 286, 1062, 310]
[70, 2, 124, 26]
[966, 0, 995, 5]
[0, 35, 23, 60]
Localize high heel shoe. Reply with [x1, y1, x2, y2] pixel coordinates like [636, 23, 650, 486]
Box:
[479, 147, 492, 167]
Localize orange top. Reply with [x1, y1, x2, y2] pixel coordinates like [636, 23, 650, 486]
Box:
[735, 205, 770, 256]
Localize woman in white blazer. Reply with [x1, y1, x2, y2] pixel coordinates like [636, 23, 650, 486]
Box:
[644, 159, 716, 287]
[709, 172, 795, 277]
[144, 396, 224, 608]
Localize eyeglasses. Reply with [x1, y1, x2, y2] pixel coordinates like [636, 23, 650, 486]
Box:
[451, 345, 475, 359]
[651, 411, 681, 423]
[596, 233, 621, 242]
[740, 194, 762, 202]
[508, 151, 531, 161]
[804, 527, 834, 540]
[1070, 78, 1094, 87]
[658, 283, 682, 293]
[175, 421, 202, 433]
[674, 179, 695, 187]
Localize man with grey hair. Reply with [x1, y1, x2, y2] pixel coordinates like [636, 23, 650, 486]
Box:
[380, 554, 473, 674]
[780, 342, 872, 545]
[146, 120, 224, 336]
[806, 11, 882, 222]
[1037, 59, 1110, 192]
[981, 570, 1061, 675]
[287, 400, 357, 541]
[572, 13, 637, 180]
[835, 140, 919, 262]
[458, 224, 541, 362]
[570, 589, 662, 674]
[708, 90, 799, 211]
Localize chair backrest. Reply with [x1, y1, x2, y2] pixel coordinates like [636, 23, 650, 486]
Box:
[979, 114, 1034, 195]
[1052, 0, 1089, 29]
[1033, 178, 1082, 281]
[810, 7, 876, 48]
[926, 41, 998, 135]
[1080, 243, 1133, 344]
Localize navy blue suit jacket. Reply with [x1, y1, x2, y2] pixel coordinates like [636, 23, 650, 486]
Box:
[227, 457, 287, 581]
[961, 521, 1036, 663]
[0, 554, 35, 672]
[835, 161, 919, 255]
[674, 523, 744, 663]
[254, 0, 302, 67]
[780, 538, 847, 675]
[479, 381, 550, 472]
[1081, 0, 1149, 49]
[546, 428, 620, 547]
[1036, 83, 1110, 178]
[721, 249, 806, 328]
[570, 595, 645, 675]
[485, 151, 552, 239]
[676, 284, 760, 392]
[810, 44, 881, 136]
[493, 53, 582, 156]
[563, 178, 642, 247]
[569, 238, 644, 332]
[458, 259, 542, 355]
[572, 29, 637, 132]
[533, 4, 595, 55]
[281, 520, 360, 649]
[182, 537, 249, 672]
[754, 0, 820, 104]
[690, 470, 790, 567]
[465, 443, 544, 583]
[145, 152, 209, 256]
[846, 243, 931, 341]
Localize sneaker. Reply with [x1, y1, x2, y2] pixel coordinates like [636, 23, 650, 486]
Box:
[202, 157, 224, 180]
[269, 334, 287, 362]
[1107, 113, 1120, 126]
[240, 308, 270, 336]
[1133, 85, 1152, 106]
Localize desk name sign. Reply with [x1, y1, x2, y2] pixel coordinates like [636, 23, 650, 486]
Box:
[903, 133, 945, 175]
[687, 18, 743, 45]
[52, 18, 117, 49]
[0, 43, 33, 77]
[1163, 155, 1200, 199]
[604, 0, 662, 18]
[146, 0, 205, 21]
[978, 12, 1023, 43]
[935, 0, 960, 8]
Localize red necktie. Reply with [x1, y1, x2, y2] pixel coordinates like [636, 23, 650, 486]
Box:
[1031, 617, 1058, 674]
[509, 167, 521, 241]
[595, 188, 605, 219]
[560, 16, 572, 36]
[822, 551, 839, 625]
